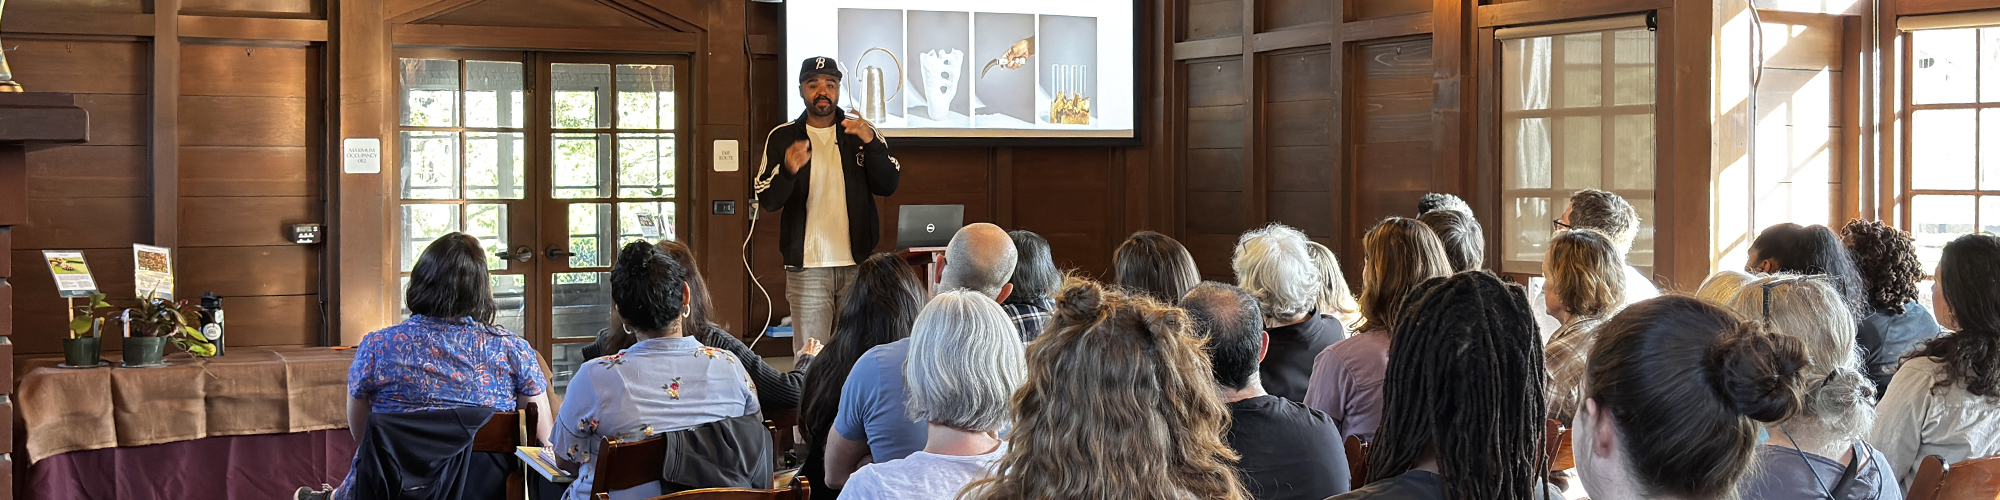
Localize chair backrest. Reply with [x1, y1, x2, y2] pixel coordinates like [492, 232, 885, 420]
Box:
[1908, 454, 2000, 500]
[1344, 435, 1369, 491]
[471, 402, 538, 453]
[1545, 419, 1573, 471]
[765, 408, 799, 470]
[604, 476, 812, 500]
[592, 435, 671, 494]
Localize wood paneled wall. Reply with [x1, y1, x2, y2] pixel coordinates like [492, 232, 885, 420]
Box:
[5, 2, 327, 356]
[1165, 0, 1723, 290]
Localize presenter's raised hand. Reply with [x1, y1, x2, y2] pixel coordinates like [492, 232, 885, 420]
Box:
[842, 111, 876, 144]
[783, 140, 810, 174]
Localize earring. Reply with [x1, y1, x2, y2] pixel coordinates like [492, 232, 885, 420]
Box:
[682, 309, 691, 318]
[622, 323, 635, 335]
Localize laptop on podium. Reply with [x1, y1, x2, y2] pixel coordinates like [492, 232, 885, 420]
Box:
[896, 205, 964, 250]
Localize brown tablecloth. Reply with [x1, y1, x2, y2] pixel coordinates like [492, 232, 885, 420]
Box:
[25, 429, 356, 500]
[15, 346, 355, 464]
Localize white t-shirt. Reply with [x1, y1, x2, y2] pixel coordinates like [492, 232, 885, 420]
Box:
[840, 445, 1007, 500]
[801, 125, 854, 268]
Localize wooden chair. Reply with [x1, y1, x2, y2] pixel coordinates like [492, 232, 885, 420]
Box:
[589, 435, 671, 496]
[473, 403, 538, 452]
[764, 408, 799, 471]
[1545, 419, 1574, 471]
[602, 476, 811, 500]
[472, 403, 538, 500]
[1907, 454, 2000, 500]
[1344, 435, 1369, 491]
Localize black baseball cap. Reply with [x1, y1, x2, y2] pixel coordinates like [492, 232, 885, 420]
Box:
[799, 56, 843, 83]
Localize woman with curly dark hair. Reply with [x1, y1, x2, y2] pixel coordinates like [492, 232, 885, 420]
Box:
[1871, 233, 2000, 486]
[1840, 220, 1944, 394]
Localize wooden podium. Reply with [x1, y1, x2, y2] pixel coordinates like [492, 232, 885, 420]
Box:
[0, 93, 90, 500]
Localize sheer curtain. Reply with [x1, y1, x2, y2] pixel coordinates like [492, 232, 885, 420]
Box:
[1499, 23, 1657, 274]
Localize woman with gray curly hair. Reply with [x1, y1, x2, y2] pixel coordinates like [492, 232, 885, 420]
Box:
[1233, 223, 1346, 403]
[1725, 275, 1899, 499]
[839, 290, 1025, 500]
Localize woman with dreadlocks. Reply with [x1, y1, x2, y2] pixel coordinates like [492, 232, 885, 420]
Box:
[1572, 296, 1808, 500]
[1329, 271, 1553, 499]
[958, 277, 1249, 500]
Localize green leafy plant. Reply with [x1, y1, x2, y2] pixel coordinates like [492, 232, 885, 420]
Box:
[125, 292, 217, 357]
[67, 292, 113, 340]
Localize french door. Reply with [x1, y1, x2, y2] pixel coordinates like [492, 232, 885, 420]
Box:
[394, 49, 691, 396]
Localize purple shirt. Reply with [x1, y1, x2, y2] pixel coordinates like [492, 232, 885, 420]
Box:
[349, 315, 548, 413]
[1304, 327, 1391, 441]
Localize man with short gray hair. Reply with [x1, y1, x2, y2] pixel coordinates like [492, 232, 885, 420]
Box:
[822, 222, 1019, 489]
[1232, 223, 1345, 402]
[1183, 282, 1350, 500]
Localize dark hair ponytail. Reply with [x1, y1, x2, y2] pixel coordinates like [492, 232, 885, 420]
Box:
[1586, 296, 1807, 499]
[1706, 322, 1808, 422]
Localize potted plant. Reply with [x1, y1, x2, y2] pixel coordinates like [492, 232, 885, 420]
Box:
[121, 293, 216, 367]
[62, 292, 112, 367]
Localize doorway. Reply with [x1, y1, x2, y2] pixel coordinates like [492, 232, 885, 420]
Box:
[393, 49, 691, 395]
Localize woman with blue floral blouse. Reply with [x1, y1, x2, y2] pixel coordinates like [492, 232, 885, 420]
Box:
[297, 233, 554, 500]
[553, 241, 760, 500]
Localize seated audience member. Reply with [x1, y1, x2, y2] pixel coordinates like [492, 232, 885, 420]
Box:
[669, 240, 818, 412]
[1234, 224, 1346, 402]
[799, 253, 927, 500]
[1841, 220, 1944, 394]
[1872, 233, 2000, 486]
[1542, 229, 1628, 425]
[824, 223, 1016, 488]
[1417, 192, 1472, 215]
[1332, 272, 1551, 499]
[1305, 217, 1451, 441]
[1545, 190, 1660, 328]
[1113, 230, 1202, 304]
[1184, 282, 1350, 500]
[1747, 223, 1868, 316]
[551, 241, 759, 500]
[1416, 208, 1485, 273]
[1306, 241, 1364, 328]
[1572, 296, 1808, 500]
[1725, 275, 1900, 500]
[300, 233, 553, 500]
[1001, 230, 1060, 342]
[1695, 270, 1758, 306]
[961, 278, 1250, 500]
[840, 291, 1024, 499]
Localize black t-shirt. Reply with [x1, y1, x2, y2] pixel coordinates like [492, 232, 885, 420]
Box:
[1228, 395, 1351, 500]
[1326, 470, 1441, 500]
[1261, 313, 1348, 402]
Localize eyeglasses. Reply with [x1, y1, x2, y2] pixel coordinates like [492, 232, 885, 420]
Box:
[1758, 274, 1834, 322]
[1552, 219, 1572, 231]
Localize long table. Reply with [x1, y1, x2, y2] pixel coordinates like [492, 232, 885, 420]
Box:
[14, 347, 359, 500]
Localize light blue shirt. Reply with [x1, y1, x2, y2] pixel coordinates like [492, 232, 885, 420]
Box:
[553, 336, 760, 500]
[833, 339, 927, 464]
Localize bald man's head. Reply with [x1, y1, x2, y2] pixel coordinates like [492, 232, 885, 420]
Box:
[940, 223, 1019, 299]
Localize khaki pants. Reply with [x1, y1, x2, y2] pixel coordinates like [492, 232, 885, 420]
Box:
[784, 265, 858, 354]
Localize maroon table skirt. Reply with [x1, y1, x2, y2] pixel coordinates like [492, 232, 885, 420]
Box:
[24, 430, 356, 500]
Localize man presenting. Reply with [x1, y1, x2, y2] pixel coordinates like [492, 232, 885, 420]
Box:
[755, 56, 902, 355]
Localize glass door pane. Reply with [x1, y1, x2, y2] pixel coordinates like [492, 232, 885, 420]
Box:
[535, 54, 689, 396]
